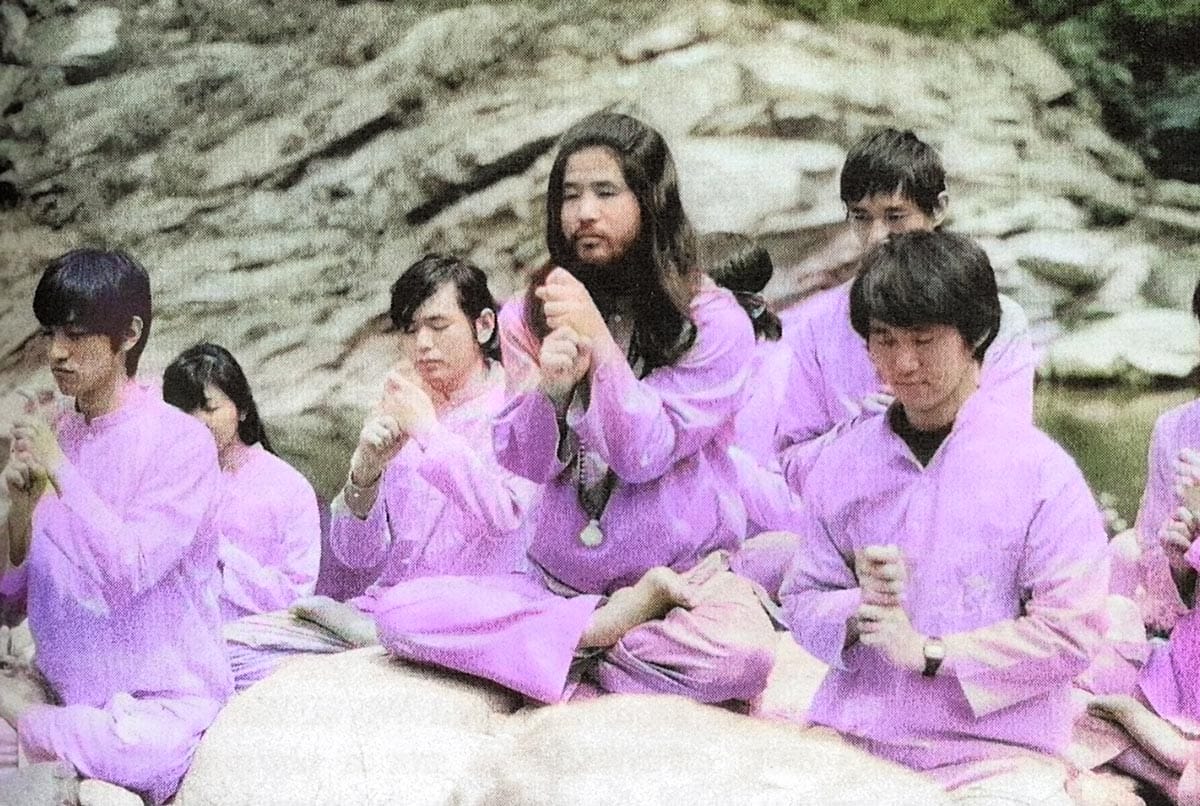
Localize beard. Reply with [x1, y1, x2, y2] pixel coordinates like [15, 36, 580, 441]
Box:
[562, 239, 647, 313]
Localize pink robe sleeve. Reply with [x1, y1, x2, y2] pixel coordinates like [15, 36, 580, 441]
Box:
[779, 505, 863, 669]
[218, 482, 320, 615]
[410, 421, 538, 534]
[43, 430, 219, 610]
[939, 469, 1110, 717]
[1132, 413, 1190, 630]
[571, 295, 753, 485]
[327, 487, 391, 571]
[977, 294, 1036, 422]
[493, 303, 569, 485]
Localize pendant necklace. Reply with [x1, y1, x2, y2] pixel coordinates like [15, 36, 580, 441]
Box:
[575, 438, 616, 548]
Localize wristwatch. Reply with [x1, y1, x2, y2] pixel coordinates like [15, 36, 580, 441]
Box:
[922, 637, 945, 677]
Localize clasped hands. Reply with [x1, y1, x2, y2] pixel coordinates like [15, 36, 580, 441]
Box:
[534, 268, 616, 407]
[853, 544, 926, 674]
[348, 363, 437, 488]
[1160, 448, 1200, 575]
[4, 388, 64, 508]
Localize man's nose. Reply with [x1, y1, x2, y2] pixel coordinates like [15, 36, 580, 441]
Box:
[865, 219, 890, 249]
[415, 328, 434, 349]
[48, 334, 70, 360]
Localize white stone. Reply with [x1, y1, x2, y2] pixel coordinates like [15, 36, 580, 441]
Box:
[675, 136, 843, 232]
[1004, 229, 1122, 290]
[1043, 309, 1200, 382]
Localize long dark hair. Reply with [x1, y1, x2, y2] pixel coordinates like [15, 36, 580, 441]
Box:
[530, 112, 699, 372]
[162, 343, 274, 453]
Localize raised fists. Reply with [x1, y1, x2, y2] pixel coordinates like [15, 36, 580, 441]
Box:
[348, 363, 437, 488]
[853, 545, 925, 674]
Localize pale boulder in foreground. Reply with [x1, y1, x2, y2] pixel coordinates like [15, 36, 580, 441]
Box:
[177, 646, 955, 806]
[175, 647, 521, 806]
[454, 694, 954, 806]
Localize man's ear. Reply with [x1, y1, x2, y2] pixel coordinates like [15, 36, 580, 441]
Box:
[931, 191, 949, 227]
[475, 308, 496, 345]
[121, 316, 144, 354]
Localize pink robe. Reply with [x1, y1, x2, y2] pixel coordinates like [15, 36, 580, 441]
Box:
[1, 382, 232, 804]
[373, 284, 777, 704]
[1133, 400, 1200, 734]
[1127, 399, 1200, 633]
[327, 360, 536, 609]
[215, 442, 321, 621]
[777, 284, 1036, 492]
[780, 388, 1109, 775]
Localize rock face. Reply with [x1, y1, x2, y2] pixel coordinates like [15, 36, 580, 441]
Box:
[1, 0, 1199, 492]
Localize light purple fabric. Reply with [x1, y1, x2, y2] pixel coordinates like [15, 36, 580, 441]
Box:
[215, 443, 320, 621]
[729, 338, 804, 536]
[375, 284, 776, 705]
[780, 390, 1109, 772]
[328, 360, 537, 608]
[0, 382, 232, 803]
[373, 553, 776, 705]
[777, 283, 1036, 492]
[492, 283, 753, 594]
[1130, 398, 1200, 632]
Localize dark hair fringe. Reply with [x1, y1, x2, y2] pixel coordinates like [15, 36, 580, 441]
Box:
[162, 343, 274, 453]
[33, 248, 153, 376]
[840, 128, 946, 216]
[849, 231, 1001, 362]
[533, 111, 699, 372]
[390, 253, 500, 363]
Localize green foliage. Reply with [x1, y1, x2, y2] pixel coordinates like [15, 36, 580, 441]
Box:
[762, 0, 1012, 35]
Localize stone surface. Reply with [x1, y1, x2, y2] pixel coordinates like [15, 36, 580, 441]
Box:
[454, 693, 954, 805]
[175, 648, 521, 806]
[1042, 309, 1200, 383]
[1, 0, 1198, 470]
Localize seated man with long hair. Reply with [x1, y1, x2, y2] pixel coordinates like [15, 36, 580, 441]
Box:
[370, 112, 777, 706]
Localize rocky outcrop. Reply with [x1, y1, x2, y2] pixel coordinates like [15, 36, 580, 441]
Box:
[2, 0, 1199, 494]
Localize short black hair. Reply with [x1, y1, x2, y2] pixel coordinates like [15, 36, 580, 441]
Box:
[840, 128, 946, 216]
[390, 253, 500, 362]
[699, 231, 781, 342]
[1192, 276, 1200, 322]
[849, 231, 1000, 362]
[33, 248, 152, 376]
[162, 343, 274, 453]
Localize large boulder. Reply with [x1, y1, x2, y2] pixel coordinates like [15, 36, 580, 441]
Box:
[175, 648, 522, 806]
[453, 694, 954, 805]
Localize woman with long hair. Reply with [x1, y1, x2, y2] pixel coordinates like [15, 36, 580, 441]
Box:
[163, 343, 321, 623]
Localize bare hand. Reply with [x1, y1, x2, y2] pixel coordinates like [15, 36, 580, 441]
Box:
[1160, 507, 1198, 576]
[10, 417, 63, 490]
[3, 452, 48, 511]
[855, 603, 925, 673]
[854, 544, 907, 607]
[380, 366, 438, 437]
[535, 268, 610, 342]
[538, 326, 591, 407]
[349, 411, 404, 487]
[1175, 449, 1200, 512]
